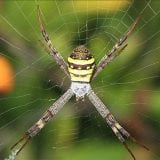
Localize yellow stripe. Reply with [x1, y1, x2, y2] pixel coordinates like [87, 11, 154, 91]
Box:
[68, 57, 95, 65]
[68, 67, 93, 75]
[70, 73, 92, 82]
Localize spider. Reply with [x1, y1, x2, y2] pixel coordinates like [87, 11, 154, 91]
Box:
[10, 6, 148, 160]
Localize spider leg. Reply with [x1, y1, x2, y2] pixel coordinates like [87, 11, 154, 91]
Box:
[92, 14, 141, 79]
[87, 89, 148, 160]
[37, 5, 69, 76]
[11, 88, 73, 156]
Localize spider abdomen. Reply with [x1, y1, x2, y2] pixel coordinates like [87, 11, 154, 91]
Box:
[68, 56, 95, 82]
[67, 45, 95, 82]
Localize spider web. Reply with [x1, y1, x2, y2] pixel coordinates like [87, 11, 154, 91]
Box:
[1, 1, 160, 160]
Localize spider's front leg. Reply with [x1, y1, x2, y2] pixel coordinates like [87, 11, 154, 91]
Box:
[87, 89, 148, 160]
[10, 89, 74, 156]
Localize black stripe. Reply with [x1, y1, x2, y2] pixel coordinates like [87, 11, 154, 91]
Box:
[71, 73, 92, 77]
[68, 62, 95, 70]
[70, 54, 93, 60]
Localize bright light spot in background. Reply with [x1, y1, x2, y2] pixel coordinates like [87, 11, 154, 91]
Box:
[0, 55, 14, 94]
[70, 0, 130, 13]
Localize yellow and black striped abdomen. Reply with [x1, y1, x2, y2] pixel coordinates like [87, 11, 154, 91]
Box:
[68, 57, 95, 82]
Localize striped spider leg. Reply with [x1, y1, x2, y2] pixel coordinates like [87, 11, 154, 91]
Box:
[87, 89, 149, 160]
[92, 14, 141, 79]
[37, 5, 69, 76]
[11, 89, 73, 156]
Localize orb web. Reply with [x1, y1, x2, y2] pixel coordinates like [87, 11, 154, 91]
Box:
[1, 1, 160, 160]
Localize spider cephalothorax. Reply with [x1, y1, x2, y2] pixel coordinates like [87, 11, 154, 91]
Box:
[68, 45, 95, 83]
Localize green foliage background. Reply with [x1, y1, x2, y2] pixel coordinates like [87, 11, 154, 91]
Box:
[1, 1, 160, 160]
